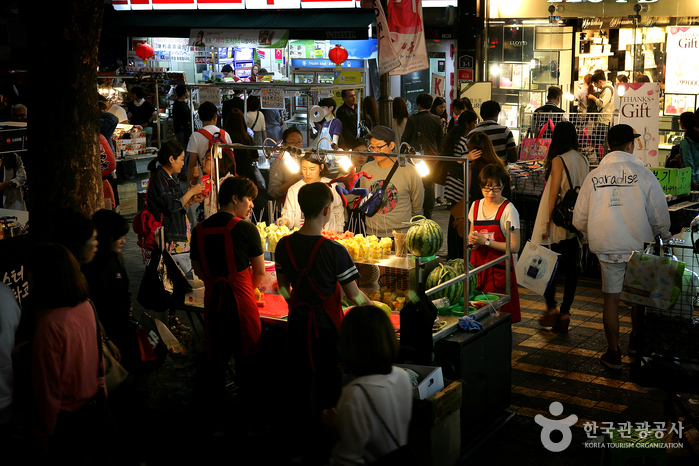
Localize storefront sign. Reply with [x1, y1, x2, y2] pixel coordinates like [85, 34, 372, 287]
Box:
[153, 38, 191, 62]
[114, 0, 457, 10]
[198, 86, 222, 107]
[387, 0, 429, 76]
[261, 88, 284, 109]
[665, 26, 699, 94]
[458, 55, 473, 70]
[431, 73, 445, 98]
[189, 29, 289, 49]
[459, 82, 492, 118]
[334, 71, 363, 84]
[614, 83, 660, 166]
[458, 69, 473, 81]
[125, 66, 165, 73]
[291, 59, 364, 68]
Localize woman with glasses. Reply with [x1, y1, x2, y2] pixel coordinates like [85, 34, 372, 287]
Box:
[268, 127, 305, 202]
[468, 164, 521, 323]
[534, 121, 589, 333]
[277, 152, 345, 233]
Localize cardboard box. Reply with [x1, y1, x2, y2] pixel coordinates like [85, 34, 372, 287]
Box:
[396, 364, 444, 400]
[425, 380, 462, 426]
[117, 182, 137, 198]
[119, 197, 138, 216]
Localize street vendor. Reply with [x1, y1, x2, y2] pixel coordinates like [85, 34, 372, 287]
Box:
[275, 182, 369, 463]
[277, 153, 345, 233]
[468, 164, 521, 323]
[190, 176, 265, 435]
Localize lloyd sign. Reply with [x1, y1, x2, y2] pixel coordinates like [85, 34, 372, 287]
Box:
[614, 83, 660, 166]
[665, 27, 699, 94]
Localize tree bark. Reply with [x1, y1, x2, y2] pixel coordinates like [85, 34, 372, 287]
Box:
[27, 0, 104, 241]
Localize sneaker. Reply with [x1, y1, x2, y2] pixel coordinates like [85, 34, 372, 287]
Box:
[600, 348, 622, 370]
[628, 333, 636, 356]
[169, 316, 191, 333]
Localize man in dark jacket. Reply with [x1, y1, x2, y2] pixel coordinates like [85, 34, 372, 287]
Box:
[401, 93, 443, 219]
[336, 89, 359, 149]
[530, 86, 567, 139]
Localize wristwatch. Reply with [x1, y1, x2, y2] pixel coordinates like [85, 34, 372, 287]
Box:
[484, 239, 491, 248]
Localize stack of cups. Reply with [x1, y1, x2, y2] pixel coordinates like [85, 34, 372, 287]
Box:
[393, 230, 407, 257]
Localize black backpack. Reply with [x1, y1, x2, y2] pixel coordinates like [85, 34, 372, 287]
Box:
[551, 157, 583, 237]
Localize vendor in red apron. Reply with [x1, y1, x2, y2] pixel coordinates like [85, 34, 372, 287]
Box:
[275, 182, 369, 463]
[190, 175, 266, 434]
[468, 164, 521, 323]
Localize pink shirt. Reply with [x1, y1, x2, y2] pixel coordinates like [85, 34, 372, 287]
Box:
[32, 301, 102, 437]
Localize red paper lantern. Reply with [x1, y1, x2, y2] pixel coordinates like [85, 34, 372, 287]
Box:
[328, 45, 348, 66]
[135, 44, 154, 61]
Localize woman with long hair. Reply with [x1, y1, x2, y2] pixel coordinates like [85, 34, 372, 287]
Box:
[277, 153, 344, 232]
[391, 96, 410, 143]
[533, 121, 589, 333]
[465, 132, 511, 202]
[361, 96, 379, 131]
[430, 96, 448, 131]
[577, 74, 595, 114]
[326, 305, 412, 464]
[679, 112, 699, 189]
[225, 108, 268, 220]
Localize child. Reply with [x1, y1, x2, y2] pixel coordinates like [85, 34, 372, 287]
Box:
[275, 182, 369, 462]
[468, 164, 521, 322]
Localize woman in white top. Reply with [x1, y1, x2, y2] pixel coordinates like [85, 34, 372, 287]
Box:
[533, 122, 590, 333]
[391, 97, 410, 144]
[326, 305, 412, 465]
[277, 154, 344, 232]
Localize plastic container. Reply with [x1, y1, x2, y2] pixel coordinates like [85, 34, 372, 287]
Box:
[185, 278, 205, 305]
[258, 261, 278, 294]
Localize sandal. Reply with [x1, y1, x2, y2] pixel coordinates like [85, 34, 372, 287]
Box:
[552, 314, 570, 333]
[538, 307, 559, 327]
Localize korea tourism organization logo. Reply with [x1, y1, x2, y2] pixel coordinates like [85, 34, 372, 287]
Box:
[535, 402, 686, 452]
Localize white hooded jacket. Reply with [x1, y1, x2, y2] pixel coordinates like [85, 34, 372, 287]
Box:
[573, 150, 671, 260]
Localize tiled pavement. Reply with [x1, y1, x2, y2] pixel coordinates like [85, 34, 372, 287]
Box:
[118, 203, 699, 465]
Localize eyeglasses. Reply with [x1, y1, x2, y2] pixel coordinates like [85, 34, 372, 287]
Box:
[368, 143, 389, 152]
[481, 186, 502, 193]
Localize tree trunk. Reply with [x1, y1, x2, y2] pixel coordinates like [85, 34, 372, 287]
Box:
[27, 0, 104, 241]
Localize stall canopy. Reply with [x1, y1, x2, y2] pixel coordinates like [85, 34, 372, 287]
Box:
[112, 10, 375, 40]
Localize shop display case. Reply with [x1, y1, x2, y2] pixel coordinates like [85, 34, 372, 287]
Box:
[663, 94, 697, 117]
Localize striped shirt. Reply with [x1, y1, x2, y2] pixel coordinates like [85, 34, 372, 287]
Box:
[466, 121, 516, 165]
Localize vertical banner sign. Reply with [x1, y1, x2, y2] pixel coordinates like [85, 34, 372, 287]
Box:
[372, 0, 401, 76]
[665, 27, 699, 94]
[614, 83, 660, 166]
[431, 73, 445, 98]
[387, 0, 429, 76]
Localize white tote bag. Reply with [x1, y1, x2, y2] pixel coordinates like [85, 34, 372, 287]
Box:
[516, 240, 561, 296]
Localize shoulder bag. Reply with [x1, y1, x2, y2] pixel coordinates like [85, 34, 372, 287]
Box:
[550, 156, 583, 236]
[354, 383, 419, 466]
[355, 162, 399, 217]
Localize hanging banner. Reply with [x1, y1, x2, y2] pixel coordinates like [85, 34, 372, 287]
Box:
[189, 29, 289, 49]
[372, 0, 401, 76]
[431, 73, 445, 98]
[665, 26, 699, 94]
[153, 38, 191, 62]
[387, 0, 429, 76]
[614, 83, 661, 166]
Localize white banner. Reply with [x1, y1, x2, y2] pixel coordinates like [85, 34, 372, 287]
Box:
[614, 83, 660, 166]
[665, 27, 699, 94]
[189, 29, 289, 49]
[153, 38, 191, 62]
[431, 73, 445, 98]
[387, 0, 429, 76]
[372, 0, 401, 76]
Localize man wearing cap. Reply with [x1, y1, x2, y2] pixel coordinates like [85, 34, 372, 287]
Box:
[573, 124, 671, 370]
[359, 126, 424, 237]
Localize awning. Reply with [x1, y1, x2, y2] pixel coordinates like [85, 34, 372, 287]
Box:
[111, 9, 374, 40]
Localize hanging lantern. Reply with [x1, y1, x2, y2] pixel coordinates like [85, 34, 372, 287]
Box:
[135, 43, 154, 62]
[328, 45, 348, 66]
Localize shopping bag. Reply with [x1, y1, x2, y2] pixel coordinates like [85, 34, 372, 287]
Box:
[515, 241, 561, 296]
[519, 119, 554, 161]
[621, 250, 685, 309]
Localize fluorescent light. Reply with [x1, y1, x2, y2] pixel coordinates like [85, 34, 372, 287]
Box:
[522, 20, 552, 25]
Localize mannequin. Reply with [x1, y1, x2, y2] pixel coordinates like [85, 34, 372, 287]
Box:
[313, 97, 342, 151]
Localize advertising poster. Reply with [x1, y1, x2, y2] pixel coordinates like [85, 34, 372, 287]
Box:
[431, 73, 445, 98]
[459, 82, 492, 119]
[153, 38, 190, 62]
[401, 68, 430, 114]
[387, 0, 429, 76]
[372, 0, 401, 76]
[665, 26, 699, 94]
[614, 83, 660, 166]
[189, 29, 289, 49]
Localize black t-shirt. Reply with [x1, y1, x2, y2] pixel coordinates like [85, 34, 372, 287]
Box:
[128, 100, 157, 127]
[190, 213, 263, 275]
[172, 100, 191, 136]
[275, 233, 360, 305]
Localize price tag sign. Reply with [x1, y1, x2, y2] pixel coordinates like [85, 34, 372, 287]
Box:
[261, 88, 284, 109]
[198, 87, 221, 107]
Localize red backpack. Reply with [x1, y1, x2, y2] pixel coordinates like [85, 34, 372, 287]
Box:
[196, 128, 236, 176]
[132, 181, 163, 263]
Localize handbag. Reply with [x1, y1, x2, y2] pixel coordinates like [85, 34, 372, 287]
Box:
[621, 246, 685, 310]
[87, 300, 128, 392]
[356, 161, 399, 217]
[550, 157, 583, 237]
[137, 246, 192, 313]
[354, 384, 420, 466]
[515, 240, 561, 296]
[519, 119, 555, 161]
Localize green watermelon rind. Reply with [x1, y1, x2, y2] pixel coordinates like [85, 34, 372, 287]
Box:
[406, 216, 444, 257]
[426, 264, 463, 305]
[446, 259, 478, 299]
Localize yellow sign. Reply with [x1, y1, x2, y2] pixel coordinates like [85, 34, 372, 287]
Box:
[332, 72, 363, 110]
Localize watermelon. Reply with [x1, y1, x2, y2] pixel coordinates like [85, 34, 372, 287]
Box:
[426, 264, 463, 305]
[406, 215, 443, 257]
[447, 258, 478, 298]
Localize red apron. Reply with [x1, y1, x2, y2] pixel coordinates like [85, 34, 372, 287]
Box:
[470, 199, 521, 323]
[284, 236, 343, 372]
[195, 216, 263, 357]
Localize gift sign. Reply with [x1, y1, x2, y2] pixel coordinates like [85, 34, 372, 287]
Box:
[666, 27, 699, 95]
[614, 83, 660, 166]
